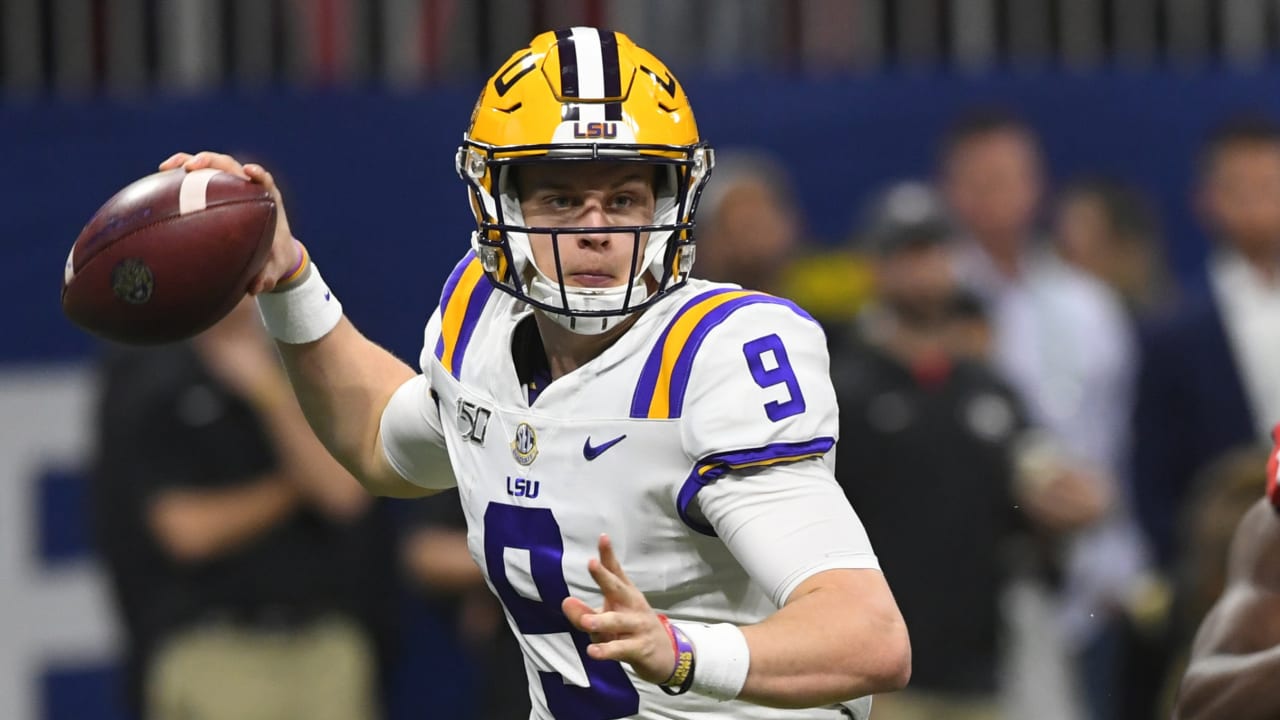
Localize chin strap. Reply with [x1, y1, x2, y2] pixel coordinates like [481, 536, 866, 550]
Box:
[526, 270, 652, 335]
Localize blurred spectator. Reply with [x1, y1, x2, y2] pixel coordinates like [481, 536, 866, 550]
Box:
[940, 109, 1149, 720]
[402, 491, 530, 720]
[90, 299, 397, 720]
[1053, 177, 1174, 316]
[829, 182, 1107, 720]
[693, 147, 877, 321]
[1133, 115, 1280, 571]
[693, 149, 802, 295]
[945, 287, 997, 362]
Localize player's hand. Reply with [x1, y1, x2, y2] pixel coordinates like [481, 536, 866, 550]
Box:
[562, 534, 676, 685]
[1018, 467, 1112, 532]
[158, 151, 299, 295]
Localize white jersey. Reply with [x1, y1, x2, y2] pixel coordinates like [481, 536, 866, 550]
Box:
[382, 252, 879, 719]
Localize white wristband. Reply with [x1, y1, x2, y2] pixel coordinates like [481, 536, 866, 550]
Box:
[256, 263, 343, 344]
[674, 622, 750, 701]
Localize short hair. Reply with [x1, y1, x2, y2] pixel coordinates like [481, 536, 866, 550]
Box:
[1199, 113, 1280, 176]
[939, 107, 1039, 163]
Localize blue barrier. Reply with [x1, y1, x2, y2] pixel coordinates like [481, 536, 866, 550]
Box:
[9, 68, 1280, 363]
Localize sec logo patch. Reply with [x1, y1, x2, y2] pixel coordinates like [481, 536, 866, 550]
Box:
[511, 422, 538, 466]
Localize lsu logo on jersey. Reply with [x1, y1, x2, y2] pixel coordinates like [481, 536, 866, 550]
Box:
[506, 476, 540, 498]
[511, 422, 538, 466]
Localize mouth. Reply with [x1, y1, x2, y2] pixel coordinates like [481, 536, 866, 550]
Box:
[566, 272, 620, 288]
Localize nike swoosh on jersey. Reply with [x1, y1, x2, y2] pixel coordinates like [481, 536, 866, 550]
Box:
[583, 434, 627, 460]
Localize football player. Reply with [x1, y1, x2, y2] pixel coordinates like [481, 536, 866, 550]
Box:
[161, 27, 910, 719]
[1173, 426, 1280, 719]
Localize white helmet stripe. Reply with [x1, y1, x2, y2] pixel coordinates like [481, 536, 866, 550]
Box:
[570, 27, 606, 99]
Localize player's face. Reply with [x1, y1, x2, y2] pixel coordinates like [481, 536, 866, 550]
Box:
[876, 243, 957, 326]
[943, 131, 1043, 247]
[516, 162, 657, 288]
[1202, 143, 1280, 257]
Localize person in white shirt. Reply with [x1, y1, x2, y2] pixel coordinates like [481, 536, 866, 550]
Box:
[1134, 115, 1280, 587]
[940, 110, 1149, 720]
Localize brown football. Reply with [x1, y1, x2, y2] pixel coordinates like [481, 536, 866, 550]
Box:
[61, 168, 276, 345]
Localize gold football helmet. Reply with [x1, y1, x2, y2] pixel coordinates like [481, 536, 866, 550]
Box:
[457, 27, 714, 333]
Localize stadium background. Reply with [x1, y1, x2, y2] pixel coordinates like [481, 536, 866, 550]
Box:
[4, 1, 1280, 718]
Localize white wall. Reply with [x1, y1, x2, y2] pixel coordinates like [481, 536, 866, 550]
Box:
[0, 365, 119, 719]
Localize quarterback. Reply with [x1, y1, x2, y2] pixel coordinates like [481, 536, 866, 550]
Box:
[162, 27, 910, 719]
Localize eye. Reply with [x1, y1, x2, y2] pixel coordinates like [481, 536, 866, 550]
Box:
[546, 195, 573, 210]
[611, 194, 637, 209]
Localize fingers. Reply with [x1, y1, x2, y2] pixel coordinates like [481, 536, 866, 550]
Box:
[588, 556, 640, 610]
[562, 596, 599, 631]
[156, 151, 252, 181]
[1023, 475, 1107, 531]
[242, 163, 279, 193]
[578, 610, 651, 637]
[591, 534, 639, 607]
[597, 533, 632, 585]
[563, 537, 675, 683]
[158, 152, 191, 171]
[585, 636, 651, 662]
[562, 599, 671, 680]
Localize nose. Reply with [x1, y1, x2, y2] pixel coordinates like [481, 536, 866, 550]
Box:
[575, 200, 612, 249]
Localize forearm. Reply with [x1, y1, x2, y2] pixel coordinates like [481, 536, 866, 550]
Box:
[149, 478, 297, 562]
[255, 391, 371, 521]
[1176, 646, 1280, 720]
[275, 317, 423, 497]
[737, 575, 911, 707]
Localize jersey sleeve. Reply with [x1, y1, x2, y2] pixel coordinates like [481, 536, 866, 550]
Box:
[678, 299, 838, 465]
[380, 307, 455, 490]
[698, 458, 881, 607]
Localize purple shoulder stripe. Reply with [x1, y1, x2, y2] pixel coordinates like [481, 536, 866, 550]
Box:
[675, 437, 836, 536]
[629, 288, 738, 417]
[433, 251, 478, 362]
[630, 289, 817, 419]
[433, 250, 496, 379]
[666, 294, 814, 417]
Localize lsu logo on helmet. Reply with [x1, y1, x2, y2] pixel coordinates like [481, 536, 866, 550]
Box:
[455, 27, 714, 326]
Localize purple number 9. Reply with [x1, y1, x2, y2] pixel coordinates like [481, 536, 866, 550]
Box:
[743, 333, 806, 422]
[483, 503, 640, 718]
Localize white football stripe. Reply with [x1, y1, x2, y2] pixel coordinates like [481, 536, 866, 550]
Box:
[63, 245, 76, 285]
[571, 27, 605, 99]
[178, 168, 221, 214]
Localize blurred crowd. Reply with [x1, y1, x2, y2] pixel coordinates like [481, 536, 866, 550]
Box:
[45, 5, 1280, 720]
[693, 108, 1280, 720]
[86, 103, 1280, 720]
